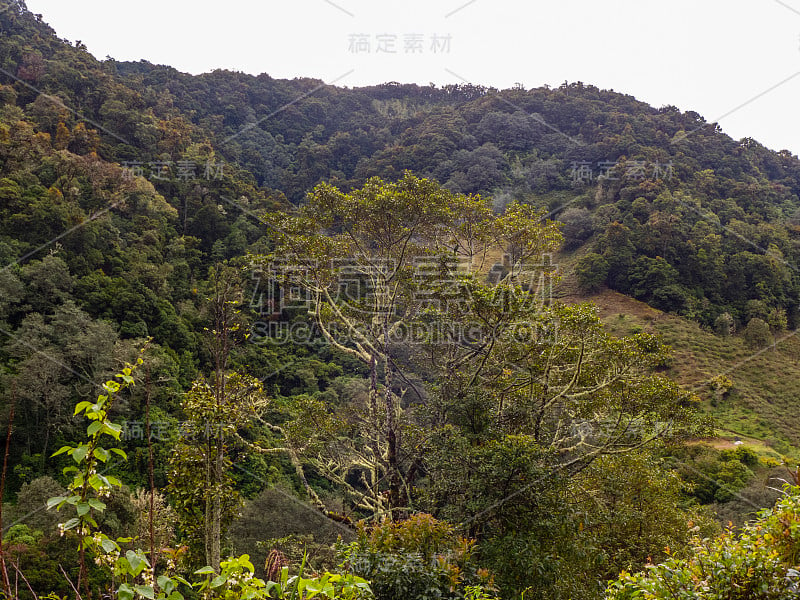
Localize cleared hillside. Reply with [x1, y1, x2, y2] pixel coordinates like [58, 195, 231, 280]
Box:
[561, 287, 800, 453]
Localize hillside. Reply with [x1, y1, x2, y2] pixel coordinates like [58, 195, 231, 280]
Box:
[561, 287, 800, 452]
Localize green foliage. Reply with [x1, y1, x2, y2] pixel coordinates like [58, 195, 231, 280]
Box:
[606, 486, 800, 599]
[10, 0, 800, 328]
[193, 554, 373, 600]
[229, 487, 354, 574]
[9, 476, 65, 534]
[575, 252, 610, 292]
[339, 515, 497, 600]
[48, 365, 136, 541]
[709, 374, 734, 398]
[47, 356, 191, 599]
[713, 312, 735, 337]
[263, 173, 563, 518]
[725, 445, 760, 467]
[47, 360, 367, 600]
[4, 523, 40, 546]
[743, 317, 772, 349]
[167, 372, 268, 565]
[559, 207, 595, 249]
[576, 454, 717, 586]
[767, 307, 788, 332]
[674, 446, 757, 505]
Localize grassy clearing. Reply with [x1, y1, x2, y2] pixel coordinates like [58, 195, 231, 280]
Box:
[560, 287, 800, 458]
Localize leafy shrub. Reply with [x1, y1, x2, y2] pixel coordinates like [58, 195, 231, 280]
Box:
[4, 523, 39, 546]
[713, 312, 735, 337]
[575, 253, 609, 292]
[724, 446, 759, 468]
[559, 207, 594, 249]
[743, 317, 772, 349]
[606, 486, 800, 599]
[674, 446, 756, 505]
[10, 476, 65, 535]
[767, 307, 788, 332]
[338, 514, 497, 600]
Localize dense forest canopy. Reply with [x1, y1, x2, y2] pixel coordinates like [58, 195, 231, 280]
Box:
[4, 0, 800, 328]
[1, 1, 800, 599]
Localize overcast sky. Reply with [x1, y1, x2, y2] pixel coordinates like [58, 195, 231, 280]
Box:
[23, 0, 800, 155]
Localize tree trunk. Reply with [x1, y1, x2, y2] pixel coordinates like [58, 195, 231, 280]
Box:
[383, 356, 402, 519]
[204, 435, 213, 568]
[0, 396, 15, 597]
[211, 440, 222, 571]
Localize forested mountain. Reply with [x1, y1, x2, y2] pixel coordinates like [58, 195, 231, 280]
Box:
[2, 1, 800, 599]
[6, 0, 800, 326]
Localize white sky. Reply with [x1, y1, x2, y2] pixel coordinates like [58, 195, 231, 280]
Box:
[23, 0, 800, 155]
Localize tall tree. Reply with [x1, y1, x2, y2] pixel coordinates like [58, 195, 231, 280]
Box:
[261, 172, 562, 519]
[168, 265, 320, 569]
[168, 265, 254, 571]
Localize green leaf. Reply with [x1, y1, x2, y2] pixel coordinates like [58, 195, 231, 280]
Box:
[52, 445, 73, 457]
[74, 401, 92, 416]
[87, 421, 102, 436]
[63, 517, 80, 530]
[88, 498, 106, 512]
[102, 422, 123, 440]
[76, 502, 91, 516]
[46, 496, 66, 509]
[111, 448, 127, 460]
[264, 582, 280, 595]
[101, 537, 118, 553]
[134, 585, 155, 599]
[93, 447, 109, 462]
[126, 550, 148, 575]
[71, 446, 88, 464]
[194, 567, 216, 575]
[210, 575, 226, 588]
[117, 583, 134, 600]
